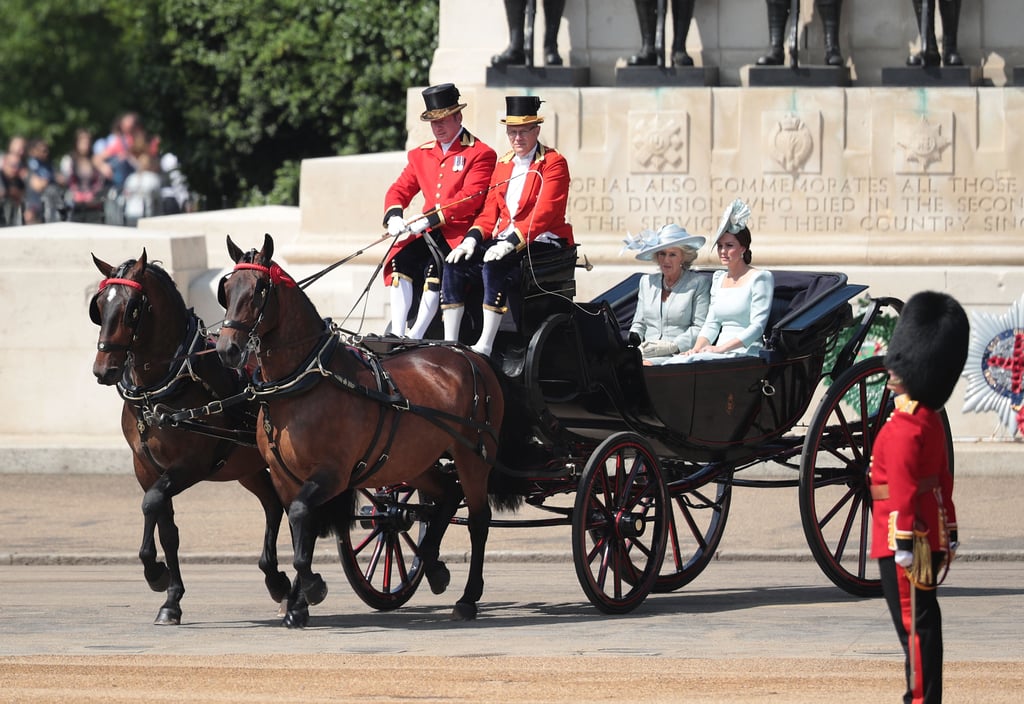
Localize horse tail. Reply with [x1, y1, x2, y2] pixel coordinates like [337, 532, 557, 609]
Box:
[315, 489, 356, 539]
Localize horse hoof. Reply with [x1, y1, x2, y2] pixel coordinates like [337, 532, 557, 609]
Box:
[145, 564, 171, 592]
[426, 562, 451, 595]
[267, 571, 291, 603]
[154, 606, 181, 625]
[302, 574, 328, 606]
[283, 608, 309, 629]
[451, 601, 478, 621]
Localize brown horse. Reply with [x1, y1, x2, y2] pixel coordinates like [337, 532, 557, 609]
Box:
[215, 234, 504, 627]
[91, 250, 290, 625]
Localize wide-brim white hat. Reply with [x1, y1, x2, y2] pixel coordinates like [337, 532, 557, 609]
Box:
[635, 224, 706, 261]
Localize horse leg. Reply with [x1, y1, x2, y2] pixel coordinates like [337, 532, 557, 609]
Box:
[139, 474, 174, 593]
[415, 478, 464, 595]
[452, 484, 492, 621]
[288, 480, 328, 609]
[237, 469, 290, 603]
[281, 574, 310, 629]
[152, 502, 186, 625]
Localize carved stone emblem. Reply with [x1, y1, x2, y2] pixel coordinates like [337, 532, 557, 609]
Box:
[629, 111, 688, 173]
[769, 114, 814, 173]
[895, 113, 954, 174]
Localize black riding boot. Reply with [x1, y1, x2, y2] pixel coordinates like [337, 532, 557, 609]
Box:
[818, 0, 844, 66]
[907, 0, 940, 66]
[671, 0, 696, 67]
[542, 0, 566, 65]
[938, 0, 963, 66]
[628, 0, 658, 66]
[492, 0, 527, 66]
[757, 0, 789, 66]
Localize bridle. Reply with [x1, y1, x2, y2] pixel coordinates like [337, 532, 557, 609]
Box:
[90, 276, 149, 354]
[218, 258, 297, 356]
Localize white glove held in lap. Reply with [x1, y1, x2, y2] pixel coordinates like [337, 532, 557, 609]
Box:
[446, 238, 477, 263]
[640, 340, 679, 358]
[894, 550, 914, 568]
[483, 240, 516, 262]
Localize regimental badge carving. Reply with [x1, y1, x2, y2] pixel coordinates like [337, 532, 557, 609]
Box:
[895, 113, 953, 174]
[962, 295, 1024, 437]
[629, 111, 688, 173]
[761, 111, 821, 175]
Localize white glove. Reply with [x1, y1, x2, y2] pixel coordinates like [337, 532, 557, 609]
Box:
[640, 340, 679, 358]
[406, 215, 430, 235]
[445, 238, 477, 264]
[483, 240, 516, 262]
[387, 215, 406, 237]
[894, 550, 914, 568]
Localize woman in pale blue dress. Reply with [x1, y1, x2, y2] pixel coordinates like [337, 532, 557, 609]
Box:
[677, 199, 774, 361]
[624, 223, 711, 364]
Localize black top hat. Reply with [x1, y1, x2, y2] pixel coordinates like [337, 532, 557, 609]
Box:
[501, 95, 545, 125]
[886, 291, 970, 410]
[420, 83, 467, 122]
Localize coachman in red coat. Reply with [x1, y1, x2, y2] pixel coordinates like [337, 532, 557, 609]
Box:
[870, 291, 969, 704]
[441, 95, 574, 357]
[382, 83, 496, 338]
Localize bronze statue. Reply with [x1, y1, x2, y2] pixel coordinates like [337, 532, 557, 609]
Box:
[908, 0, 962, 66]
[628, 0, 696, 67]
[757, 0, 844, 67]
[492, 0, 567, 67]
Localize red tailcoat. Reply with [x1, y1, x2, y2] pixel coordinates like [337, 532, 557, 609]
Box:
[870, 396, 957, 558]
[382, 130, 496, 285]
[465, 144, 574, 250]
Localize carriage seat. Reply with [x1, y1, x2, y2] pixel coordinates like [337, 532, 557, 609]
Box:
[506, 244, 578, 336]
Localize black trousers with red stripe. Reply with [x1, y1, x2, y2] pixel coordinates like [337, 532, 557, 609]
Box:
[879, 554, 946, 704]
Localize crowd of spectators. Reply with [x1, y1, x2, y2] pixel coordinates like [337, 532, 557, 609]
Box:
[0, 111, 192, 227]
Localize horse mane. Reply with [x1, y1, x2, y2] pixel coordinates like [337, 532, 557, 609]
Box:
[118, 258, 188, 314]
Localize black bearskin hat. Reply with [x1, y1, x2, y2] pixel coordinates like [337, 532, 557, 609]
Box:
[886, 291, 970, 410]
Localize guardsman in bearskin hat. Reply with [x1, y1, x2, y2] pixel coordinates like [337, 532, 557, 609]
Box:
[382, 83, 497, 338]
[870, 290, 970, 704]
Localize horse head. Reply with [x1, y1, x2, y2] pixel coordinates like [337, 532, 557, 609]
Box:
[90, 249, 151, 385]
[217, 233, 290, 371]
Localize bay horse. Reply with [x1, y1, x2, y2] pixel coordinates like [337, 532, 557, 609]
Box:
[215, 234, 505, 627]
[90, 250, 290, 625]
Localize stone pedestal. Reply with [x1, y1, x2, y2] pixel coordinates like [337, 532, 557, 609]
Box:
[881, 65, 982, 87]
[485, 65, 590, 88]
[747, 65, 852, 87]
[615, 66, 719, 87]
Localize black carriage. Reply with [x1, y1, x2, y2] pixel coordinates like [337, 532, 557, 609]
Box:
[340, 246, 942, 615]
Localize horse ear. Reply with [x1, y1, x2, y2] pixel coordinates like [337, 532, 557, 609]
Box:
[226, 235, 243, 263]
[92, 253, 114, 277]
[261, 233, 274, 265]
[139, 248, 148, 268]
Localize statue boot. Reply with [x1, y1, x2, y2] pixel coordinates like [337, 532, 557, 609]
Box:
[671, 0, 696, 67]
[938, 0, 963, 66]
[542, 0, 566, 66]
[907, 0, 941, 67]
[757, 0, 789, 66]
[628, 0, 659, 66]
[492, 0, 527, 66]
[818, 0, 844, 66]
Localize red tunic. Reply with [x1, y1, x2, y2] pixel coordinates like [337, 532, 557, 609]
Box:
[382, 130, 496, 285]
[869, 396, 957, 558]
[466, 144, 574, 250]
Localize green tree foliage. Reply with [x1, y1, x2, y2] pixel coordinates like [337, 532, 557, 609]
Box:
[144, 0, 438, 207]
[0, 0, 438, 207]
[0, 0, 137, 153]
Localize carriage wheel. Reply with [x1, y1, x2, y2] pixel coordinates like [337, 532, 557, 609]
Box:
[800, 356, 955, 597]
[653, 472, 732, 593]
[336, 486, 428, 611]
[572, 432, 669, 614]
